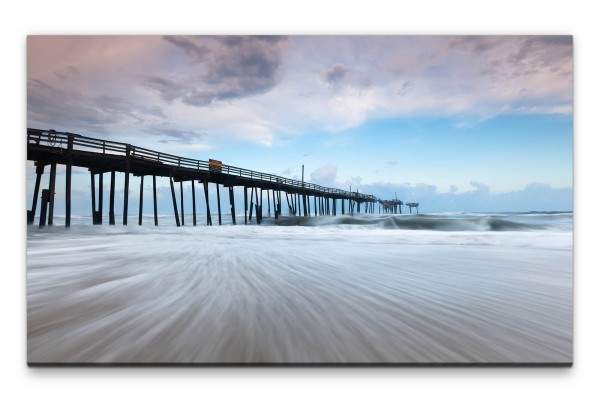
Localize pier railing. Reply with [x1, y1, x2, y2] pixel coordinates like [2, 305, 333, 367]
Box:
[28, 128, 377, 202]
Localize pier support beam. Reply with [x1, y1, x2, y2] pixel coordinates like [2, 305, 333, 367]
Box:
[216, 183, 222, 225]
[255, 187, 261, 224]
[98, 173, 103, 224]
[169, 176, 180, 227]
[191, 180, 197, 226]
[180, 181, 185, 225]
[153, 175, 158, 226]
[203, 180, 212, 226]
[303, 193, 308, 217]
[278, 191, 282, 217]
[39, 189, 50, 228]
[109, 171, 115, 225]
[249, 187, 254, 221]
[267, 190, 271, 217]
[229, 186, 236, 225]
[90, 172, 96, 224]
[48, 163, 56, 225]
[138, 175, 144, 226]
[123, 145, 130, 225]
[65, 135, 73, 228]
[244, 187, 248, 224]
[28, 164, 44, 224]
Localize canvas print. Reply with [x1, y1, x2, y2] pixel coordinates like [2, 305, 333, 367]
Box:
[26, 35, 573, 365]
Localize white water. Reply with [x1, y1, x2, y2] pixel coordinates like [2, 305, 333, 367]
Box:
[27, 213, 573, 363]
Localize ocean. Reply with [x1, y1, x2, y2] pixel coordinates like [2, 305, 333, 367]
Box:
[26, 211, 573, 364]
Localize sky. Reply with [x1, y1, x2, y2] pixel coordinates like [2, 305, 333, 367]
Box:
[26, 35, 573, 213]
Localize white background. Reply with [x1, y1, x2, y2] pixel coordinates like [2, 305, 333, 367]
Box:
[2, 1, 598, 400]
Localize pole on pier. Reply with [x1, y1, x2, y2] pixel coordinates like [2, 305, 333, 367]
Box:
[123, 145, 130, 225]
[307, 193, 311, 216]
[229, 186, 236, 225]
[28, 164, 44, 224]
[65, 135, 74, 227]
[216, 183, 222, 225]
[244, 187, 248, 224]
[169, 175, 180, 227]
[191, 179, 197, 226]
[203, 180, 212, 226]
[153, 175, 158, 226]
[138, 175, 144, 226]
[273, 189, 278, 219]
[48, 163, 56, 225]
[109, 170, 115, 225]
[90, 172, 97, 224]
[39, 189, 50, 228]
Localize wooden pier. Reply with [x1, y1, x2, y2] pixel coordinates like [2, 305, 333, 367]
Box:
[27, 128, 385, 227]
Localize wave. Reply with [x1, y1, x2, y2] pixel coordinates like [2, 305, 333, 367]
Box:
[268, 214, 555, 231]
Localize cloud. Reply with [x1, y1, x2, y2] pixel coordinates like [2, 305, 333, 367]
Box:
[469, 180, 490, 194]
[310, 164, 338, 187]
[143, 124, 207, 144]
[142, 36, 289, 106]
[357, 180, 572, 212]
[27, 35, 573, 150]
[27, 78, 165, 135]
[325, 64, 351, 84]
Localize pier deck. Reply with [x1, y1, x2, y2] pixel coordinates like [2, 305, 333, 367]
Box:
[27, 128, 384, 227]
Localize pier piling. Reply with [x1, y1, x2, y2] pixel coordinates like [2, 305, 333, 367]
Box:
[153, 175, 158, 226]
[180, 181, 185, 225]
[169, 176, 180, 227]
[203, 180, 212, 226]
[123, 145, 130, 226]
[48, 163, 56, 226]
[39, 189, 50, 228]
[191, 179, 197, 226]
[65, 134, 73, 228]
[216, 183, 222, 225]
[109, 171, 115, 225]
[138, 175, 144, 226]
[229, 186, 236, 225]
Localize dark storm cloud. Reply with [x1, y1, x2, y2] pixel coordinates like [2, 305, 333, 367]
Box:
[143, 35, 289, 106]
[27, 78, 165, 134]
[325, 63, 351, 84]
